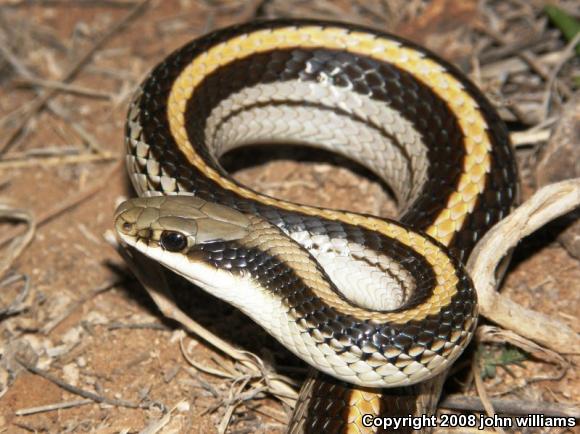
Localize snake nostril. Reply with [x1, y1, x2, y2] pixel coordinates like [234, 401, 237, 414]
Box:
[121, 221, 133, 233]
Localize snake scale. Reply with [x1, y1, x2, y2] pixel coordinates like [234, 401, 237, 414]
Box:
[114, 19, 518, 433]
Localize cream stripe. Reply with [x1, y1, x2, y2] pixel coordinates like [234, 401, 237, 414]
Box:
[204, 79, 429, 207]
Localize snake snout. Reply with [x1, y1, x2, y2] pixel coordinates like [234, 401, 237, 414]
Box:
[114, 203, 140, 237]
[114, 200, 160, 247]
[115, 197, 253, 252]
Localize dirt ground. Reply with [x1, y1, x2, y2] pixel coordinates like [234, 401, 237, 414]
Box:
[0, 1, 578, 433]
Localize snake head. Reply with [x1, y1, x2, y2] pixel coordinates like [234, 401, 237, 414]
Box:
[114, 195, 251, 254]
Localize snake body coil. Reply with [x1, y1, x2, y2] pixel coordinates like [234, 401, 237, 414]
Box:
[114, 20, 518, 433]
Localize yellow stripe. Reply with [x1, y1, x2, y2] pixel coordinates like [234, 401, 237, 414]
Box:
[165, 25, 486, 323]
[345, 389, 382, 433]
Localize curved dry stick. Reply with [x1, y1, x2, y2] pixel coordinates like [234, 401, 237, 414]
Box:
[467, 178, 580, 354]
[0, 205, 36, 277]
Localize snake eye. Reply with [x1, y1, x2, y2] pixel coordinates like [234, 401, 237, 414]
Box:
[160, 231, 188, 252]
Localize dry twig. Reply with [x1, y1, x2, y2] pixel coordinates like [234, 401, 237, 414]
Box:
[467, 179, 580, 353]
[0, 273, 30, 318]
[16, 356, 147, 409]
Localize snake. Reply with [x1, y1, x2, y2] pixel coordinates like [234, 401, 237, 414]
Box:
[113, 19, 518, 433]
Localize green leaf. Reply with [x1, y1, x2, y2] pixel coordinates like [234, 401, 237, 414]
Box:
[481, 363, 496, 380]
[545, 5, 580, 55]
[478, 345, 528, 379]
[498, 347, 527, 367]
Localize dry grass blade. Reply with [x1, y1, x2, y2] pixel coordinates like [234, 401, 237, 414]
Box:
[179, 335, 237, 379]
[467, 179, 580, 353]
[472, 354, 506, 434]
[541, 32, 580, 120]
[4, 0, 141, 7]
[15, 399, 93, 416]
[218, 378, 249, 434]
[13, 77, 113, 100]
[0, 205, 35, 277]
[0, 152, 115, 168]
[510, 129, 551, 147]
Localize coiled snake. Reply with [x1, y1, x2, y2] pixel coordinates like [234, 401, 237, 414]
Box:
[114, 19, 518, 433]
